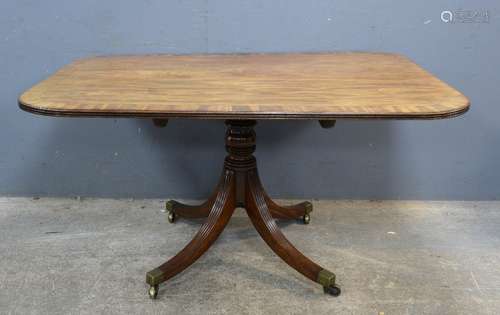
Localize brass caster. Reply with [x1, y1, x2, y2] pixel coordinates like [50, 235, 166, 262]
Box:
[148, 285, 159, 299]
[324, 285, 341, 297]
[167, 210, 176, 223]
[302, 213, 311, 225]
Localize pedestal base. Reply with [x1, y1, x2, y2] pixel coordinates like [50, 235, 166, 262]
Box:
[146, 120, 340, 299]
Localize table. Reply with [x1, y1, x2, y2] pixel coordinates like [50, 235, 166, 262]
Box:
[19, 52, 469, 299]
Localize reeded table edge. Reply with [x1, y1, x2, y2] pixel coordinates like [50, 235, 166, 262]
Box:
[18, 100, 470, 120]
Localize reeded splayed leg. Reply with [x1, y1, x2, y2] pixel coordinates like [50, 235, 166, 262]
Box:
[262, 184, 313, 224]
[165, 198, 214, 223]
[244, 170, 340, 296]
[164, 174, 224, 223]
[165, 172, 313, 224]
[146, 119, 340, 299]
[167, 191, 312, 223]
[266, 198, 313, 224]
[146, 170, 236, 299]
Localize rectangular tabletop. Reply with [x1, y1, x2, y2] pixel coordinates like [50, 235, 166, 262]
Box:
[19, 52, 469, 119]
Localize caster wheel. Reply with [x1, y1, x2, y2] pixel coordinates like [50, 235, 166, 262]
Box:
[323, 285, 341, 297]
[148, 285, 159, 299]
[167, 210, 176, 223]
[302, 213, 311, 225]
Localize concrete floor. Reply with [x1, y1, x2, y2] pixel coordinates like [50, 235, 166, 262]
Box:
[0, 198, 499, 314]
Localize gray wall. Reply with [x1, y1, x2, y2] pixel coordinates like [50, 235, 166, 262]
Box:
[1, 0, 498, 200]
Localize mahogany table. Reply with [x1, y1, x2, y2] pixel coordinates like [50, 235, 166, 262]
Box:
[19, 52, 469, 299]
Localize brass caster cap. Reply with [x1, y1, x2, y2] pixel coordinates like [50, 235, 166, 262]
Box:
[165, 200, 176, 211]
[304, 201, 313, 214]
[148, 285, 159, 299]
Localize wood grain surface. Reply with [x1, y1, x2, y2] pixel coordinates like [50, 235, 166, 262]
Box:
[19, 52, 469, 119]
